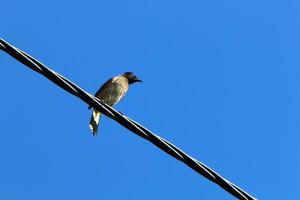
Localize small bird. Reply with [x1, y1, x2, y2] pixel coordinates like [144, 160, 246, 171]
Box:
[88, 72, 142, 136]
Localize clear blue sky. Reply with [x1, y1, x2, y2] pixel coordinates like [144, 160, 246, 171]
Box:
[0, 0, 299, 199]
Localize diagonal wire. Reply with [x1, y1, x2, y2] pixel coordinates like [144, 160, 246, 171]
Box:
[0, 38, 256, 200]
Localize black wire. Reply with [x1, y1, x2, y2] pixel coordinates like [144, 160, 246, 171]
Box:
[0, 38, 256, 200]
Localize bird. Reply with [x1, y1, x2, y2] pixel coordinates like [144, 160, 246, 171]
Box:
[88, 72, 142, 136]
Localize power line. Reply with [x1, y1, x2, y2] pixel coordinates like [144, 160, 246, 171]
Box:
[0, 38, 256, 200]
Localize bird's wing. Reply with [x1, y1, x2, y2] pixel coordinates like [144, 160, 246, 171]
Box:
[88, 77, 117, 109]
[94, 77, 116, 98]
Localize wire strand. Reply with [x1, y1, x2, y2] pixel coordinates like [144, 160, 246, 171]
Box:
[0, 38, 256, 200]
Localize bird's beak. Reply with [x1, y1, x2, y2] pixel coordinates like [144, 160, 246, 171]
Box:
[135, 79, 142, 82]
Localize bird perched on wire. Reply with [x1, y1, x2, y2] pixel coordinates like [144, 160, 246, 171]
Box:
[88, 72, 142, 136]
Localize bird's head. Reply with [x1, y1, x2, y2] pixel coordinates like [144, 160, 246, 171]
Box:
[123, 72, 142, 84]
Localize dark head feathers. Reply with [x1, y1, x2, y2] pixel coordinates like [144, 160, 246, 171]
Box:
[123, 72, 142, 84]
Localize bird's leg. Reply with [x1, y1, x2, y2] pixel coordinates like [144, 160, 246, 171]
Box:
[99, 99, 105, 104]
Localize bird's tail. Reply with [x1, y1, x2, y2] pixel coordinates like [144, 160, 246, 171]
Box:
[89, 110, 101, 136]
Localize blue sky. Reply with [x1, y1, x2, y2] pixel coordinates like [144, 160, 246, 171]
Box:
[0, 0, 299, 199]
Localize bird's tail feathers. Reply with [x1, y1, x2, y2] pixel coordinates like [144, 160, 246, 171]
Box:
[89, 110, 101, 136]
